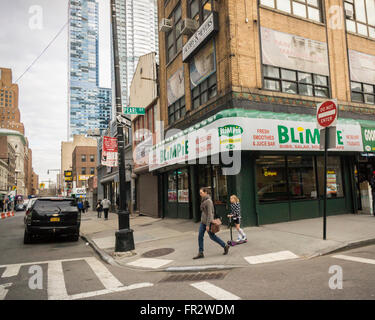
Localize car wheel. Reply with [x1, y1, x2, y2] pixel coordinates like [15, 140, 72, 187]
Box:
[71, 233, 79, 242]
[24, 229, 32, 244]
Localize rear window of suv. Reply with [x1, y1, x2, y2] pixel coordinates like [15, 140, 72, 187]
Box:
[33, 200, 78, 213]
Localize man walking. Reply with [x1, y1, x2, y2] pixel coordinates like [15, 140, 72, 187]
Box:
[101, 198, 111, 220]
[369, 171, 375, 216]
[193, 188, 229, 259]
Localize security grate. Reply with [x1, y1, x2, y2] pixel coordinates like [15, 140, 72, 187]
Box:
[161, 272, 227, 282]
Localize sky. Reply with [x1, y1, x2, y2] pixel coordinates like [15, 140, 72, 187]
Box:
[0, 0, 111, 187]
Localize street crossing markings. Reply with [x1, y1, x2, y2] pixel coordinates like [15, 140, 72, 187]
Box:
[244, 250, 299, 265]
[190, 281, 241, 300]
[332, 254, 375, 265]
[127, 258, 173, 269]
[0, 257, 154, 300]
[84, 257, 123, 289]
[0, 283, 12, 300]
[1, 265, 21, 278]
[48, 261, 69, 300]
[60, 282, 154, 300]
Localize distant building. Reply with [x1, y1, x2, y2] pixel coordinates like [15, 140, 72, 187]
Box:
[0, 68, 25, 136]
[110, 0, 159, 114]
[68, 0, 112, 139]
[61, 135, 97, 194]
[72, 145, 97, 188]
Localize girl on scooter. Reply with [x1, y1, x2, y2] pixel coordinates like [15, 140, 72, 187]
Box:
[227, 195, 247, 242]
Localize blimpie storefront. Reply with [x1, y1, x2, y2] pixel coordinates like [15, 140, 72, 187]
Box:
[149, 108, 375, 227]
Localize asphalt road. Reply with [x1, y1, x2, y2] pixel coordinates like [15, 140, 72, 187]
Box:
[1, 211, 375, 302]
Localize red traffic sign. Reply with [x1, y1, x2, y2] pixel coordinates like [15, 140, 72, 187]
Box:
[317, 100, 337, 128]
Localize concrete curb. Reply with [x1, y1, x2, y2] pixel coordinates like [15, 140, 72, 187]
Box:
[80, 233, 118, 266]
[306, 237, 375, 259]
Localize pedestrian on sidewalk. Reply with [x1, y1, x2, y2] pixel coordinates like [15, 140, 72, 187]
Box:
[101, 198, 111, 220]
[369, 171, 375, 216]
[77, 200, 84, 214]
[227, 195, 247, 242]
[84, 199, 90, 213]
[193, 188, 229, 259]
[96, 200, 103, 218]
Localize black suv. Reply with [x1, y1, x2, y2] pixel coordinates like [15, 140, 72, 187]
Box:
[24, 197, 80, 244]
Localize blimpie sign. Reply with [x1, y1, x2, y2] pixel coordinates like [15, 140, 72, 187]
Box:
[149, 116, 363, 171]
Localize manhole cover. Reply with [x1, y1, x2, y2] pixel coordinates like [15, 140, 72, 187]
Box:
[161, 272, 227, 282]
[142, 248, 175, 258]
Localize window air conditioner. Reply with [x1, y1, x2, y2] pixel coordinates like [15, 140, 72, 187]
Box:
[159, 18, 172, 32]
[181, 18, 199, 35]
[345, 8, 354, 19]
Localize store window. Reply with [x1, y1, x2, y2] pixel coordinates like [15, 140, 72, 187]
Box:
[260, 0, 323, 22]
[317, 156, 344, 198]
[198, 165, 212, 195]
[351, 81, 375, 104]
[168, 171, 177, 202]
[263, 65, 330, 97]
[256, 155, 289, 202]
[166, 2, 183, 63]
[287, 156, 317, 200]
[212, 165, 228, 205]
[168, 169, 190, 203]
[345, 0, 375, 39]
[177, 169, 190, 203]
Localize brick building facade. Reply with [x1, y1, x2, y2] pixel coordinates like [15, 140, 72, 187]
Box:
[153, 0, 375, 225]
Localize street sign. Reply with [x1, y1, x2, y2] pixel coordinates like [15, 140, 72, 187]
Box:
[317, 99, 337, 128]
[116, 115, 131, 128]
[316, 99, 338, 241]
[123, 107, 145, 115]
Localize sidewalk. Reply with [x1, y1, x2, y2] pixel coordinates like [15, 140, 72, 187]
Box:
[80, 210, 375, 272]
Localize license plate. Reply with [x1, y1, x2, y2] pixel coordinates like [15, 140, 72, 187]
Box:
[50, 217, 60, 222]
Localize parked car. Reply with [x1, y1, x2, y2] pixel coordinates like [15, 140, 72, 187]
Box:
[24, 197, 80, 244]
[24, 197, 37, 225]
[15, 203, 25, 211]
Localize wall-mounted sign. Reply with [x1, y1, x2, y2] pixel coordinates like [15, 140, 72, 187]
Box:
[182, 12, 219, 62]
[64, 176, 73, 182]
[64, 170, 72, 177]
[361, 126, 375, 153]
[189, 40, 216, 88]
[79, 175, 94, 181]
[149, 112, 364, 171]
[167, 67, 184, 105]
[349, 50, 375, 85]
[261, 27, 329, 76]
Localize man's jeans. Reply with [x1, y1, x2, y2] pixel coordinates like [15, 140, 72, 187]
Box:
[198, 223, 226, 253]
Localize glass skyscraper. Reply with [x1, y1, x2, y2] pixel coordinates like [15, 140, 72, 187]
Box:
[111, 0, 158, 114]
[68, 0, 112, 139]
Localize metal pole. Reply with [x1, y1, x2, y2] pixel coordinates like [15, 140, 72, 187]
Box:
[111, 0, 134, 252]
[323, 127, 328, 240]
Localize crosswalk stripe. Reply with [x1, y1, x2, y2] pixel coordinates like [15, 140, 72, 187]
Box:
[127, 258, 173, 269]
[332, 254, 375, 265]
[191, 281, 241, 300]
[1, 265, 21, 278]
[62, 282, 154, 300]
[47, 261, 69, 300]
[0, 257, 92, 269]
[84, 257, 123, 289]
[244, 250, 299, 265]
[0, 283, 12, 300]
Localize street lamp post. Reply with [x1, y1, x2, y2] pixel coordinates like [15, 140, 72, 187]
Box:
[111, 0, 134, 252]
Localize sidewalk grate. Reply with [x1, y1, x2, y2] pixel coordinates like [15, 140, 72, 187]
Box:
[142, 248, 175, 258]
[161, 272, 227, 283]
